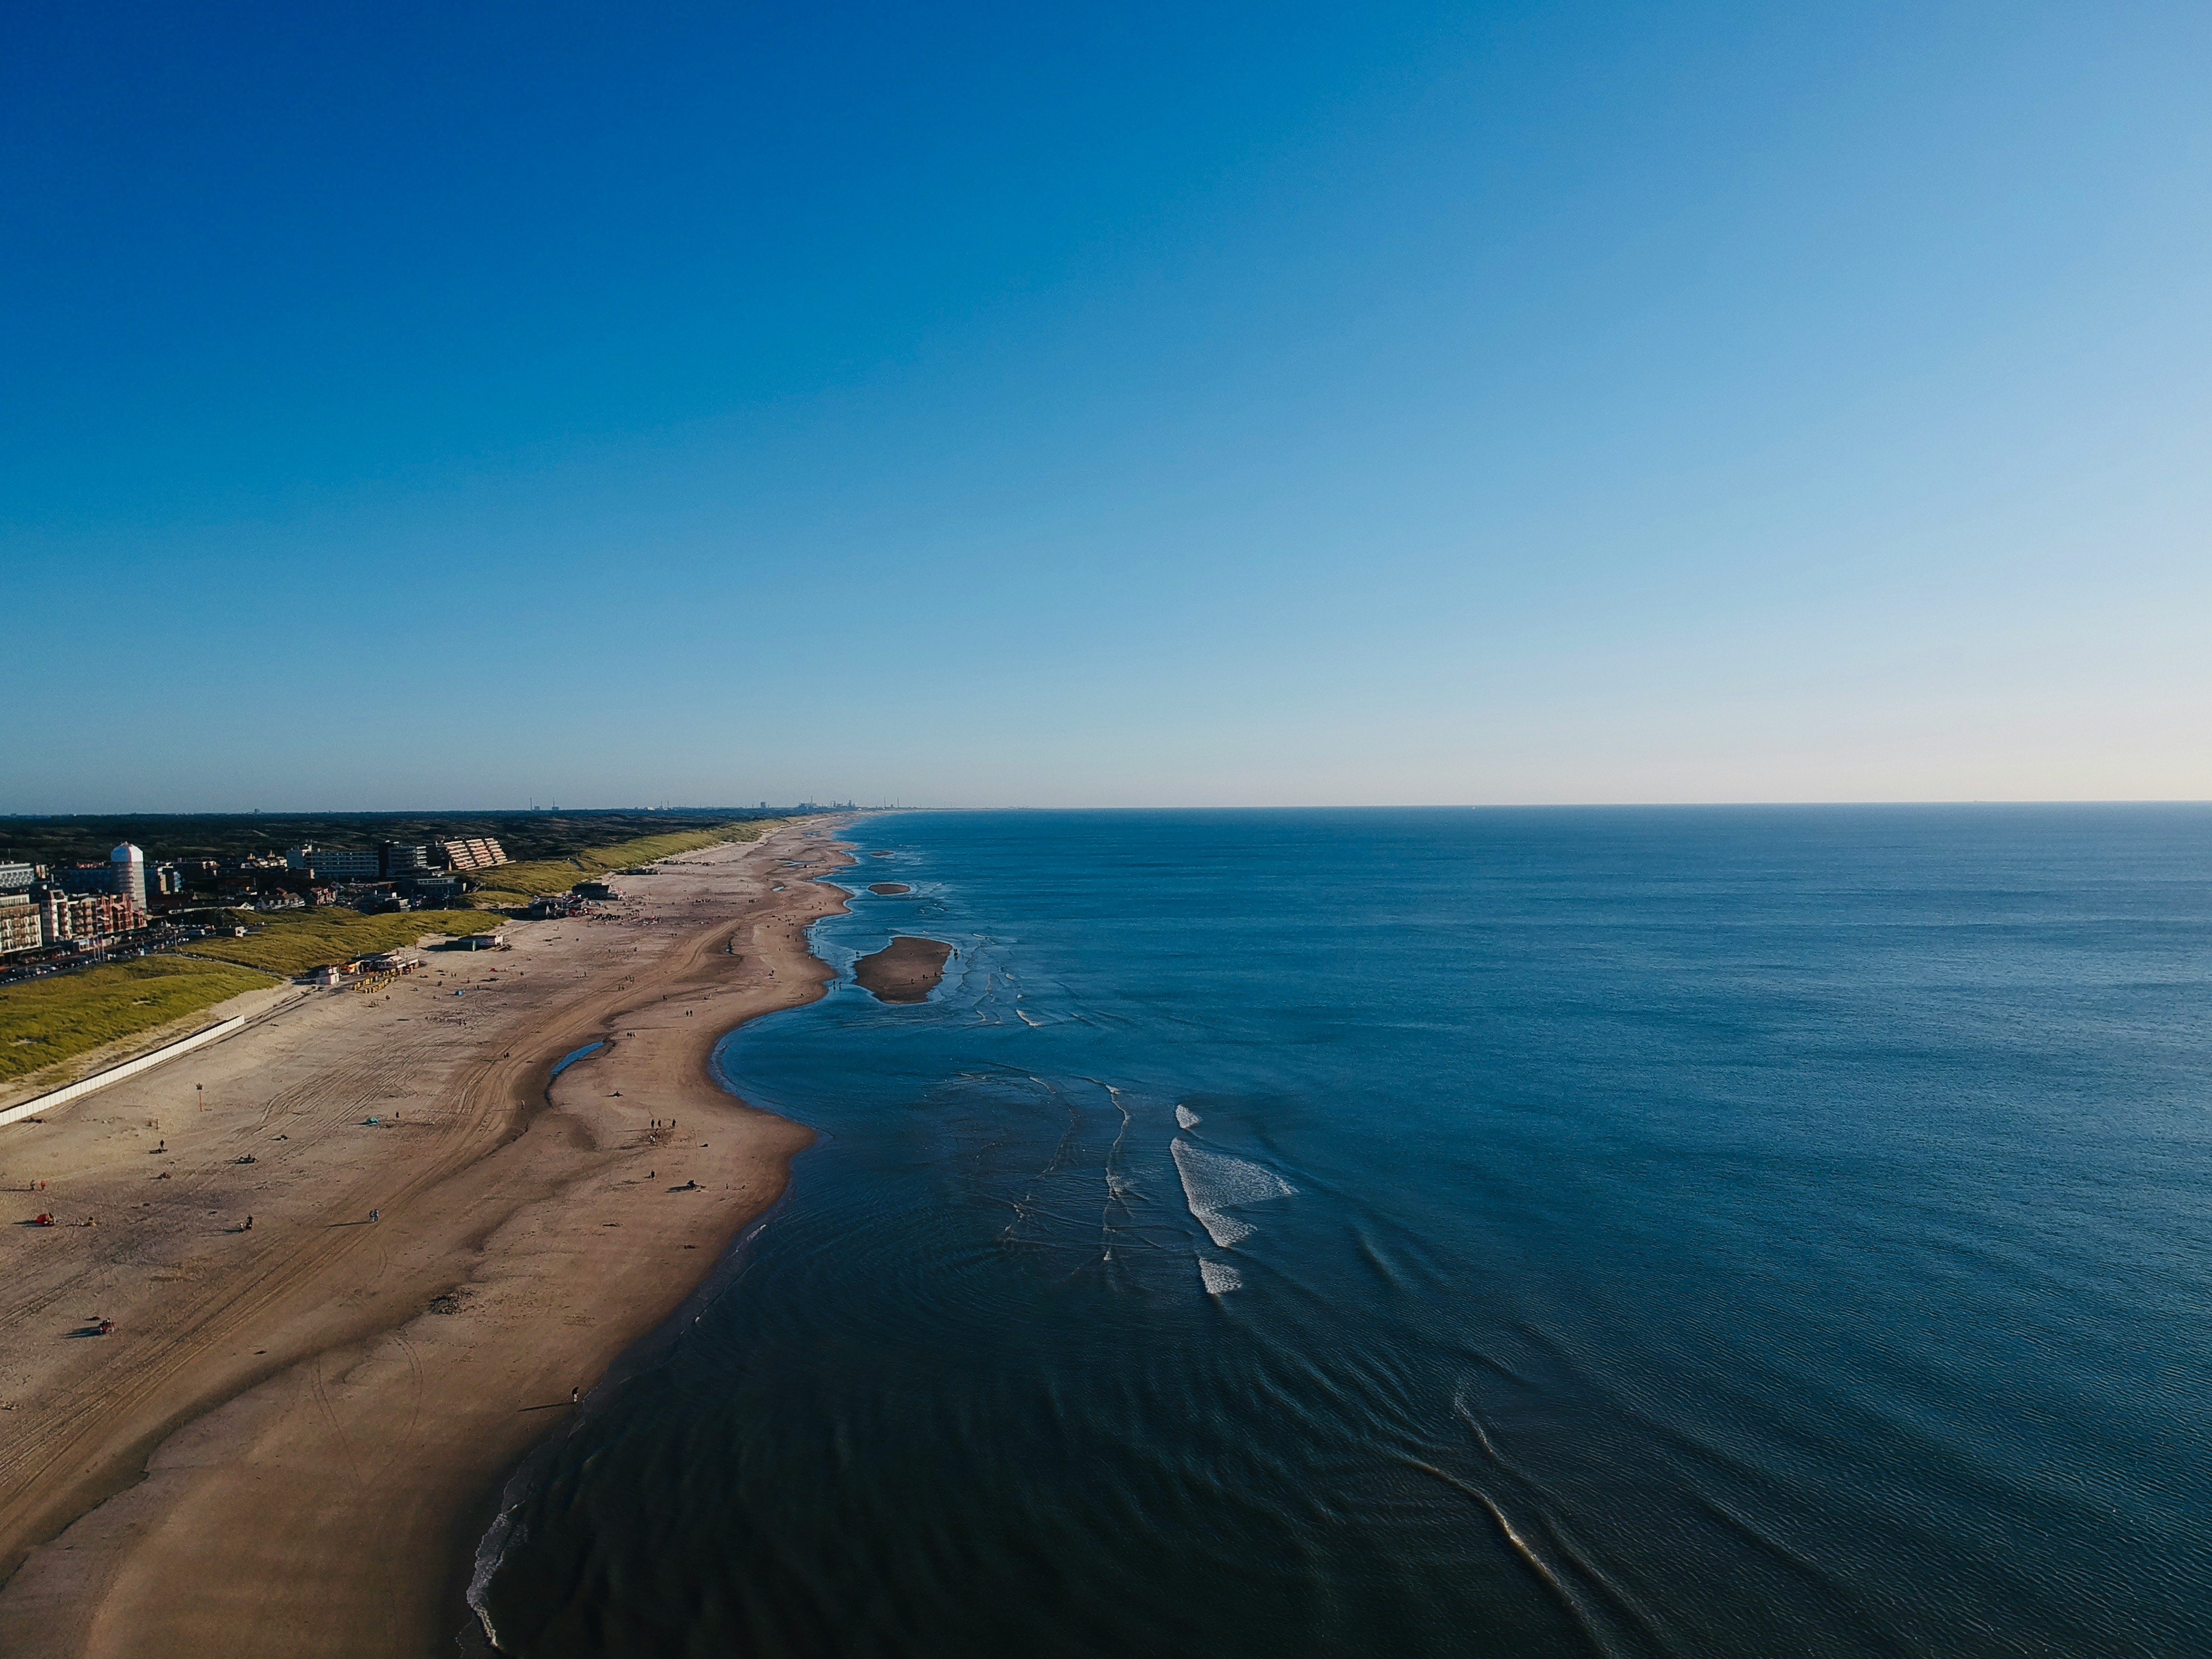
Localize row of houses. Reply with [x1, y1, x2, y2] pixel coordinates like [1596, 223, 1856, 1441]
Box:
[0, 834, 513, 958]
[0, 845, 153, 955]
[1, 844, 158, 909]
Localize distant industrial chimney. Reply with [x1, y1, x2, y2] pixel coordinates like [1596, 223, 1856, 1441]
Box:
[110, 842, 147, 911]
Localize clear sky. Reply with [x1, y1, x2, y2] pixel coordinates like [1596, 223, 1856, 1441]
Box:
[5, 2, 2207, 810]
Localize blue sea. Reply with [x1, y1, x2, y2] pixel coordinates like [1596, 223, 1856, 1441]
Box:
[473, 807, 2212, 1658]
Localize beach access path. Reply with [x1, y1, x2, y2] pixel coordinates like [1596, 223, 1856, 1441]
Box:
[0, 822, 854, 1657]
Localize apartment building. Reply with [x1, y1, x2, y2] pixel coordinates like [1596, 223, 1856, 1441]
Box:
[434, 836, 509, 872]
[285, 845, 382, 880]
[39, 890, 145, 943]
[0, 892, 41, 955]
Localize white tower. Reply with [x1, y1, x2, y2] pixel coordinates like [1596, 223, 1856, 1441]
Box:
[111, 842, 147, 912]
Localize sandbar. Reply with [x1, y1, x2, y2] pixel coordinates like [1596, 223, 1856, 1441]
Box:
[852, 935, 953, 1004]
[867, 882, 911, 895]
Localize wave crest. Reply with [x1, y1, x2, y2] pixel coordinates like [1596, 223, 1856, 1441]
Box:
[1171, 1139, 1294, 1249]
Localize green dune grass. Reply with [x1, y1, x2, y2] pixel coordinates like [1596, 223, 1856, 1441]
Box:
[464, 821, 779, 906]
[182, 908, 503, 976]
[1, 818, 792, 1088]
[0, 956, 277, 1085]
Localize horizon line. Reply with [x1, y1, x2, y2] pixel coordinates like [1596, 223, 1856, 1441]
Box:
[5, 798, 2211, 821]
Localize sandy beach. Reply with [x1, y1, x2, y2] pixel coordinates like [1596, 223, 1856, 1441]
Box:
[0, 821, 853, 1657]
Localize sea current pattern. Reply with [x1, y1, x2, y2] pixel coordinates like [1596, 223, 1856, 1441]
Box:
[476, 807, 2212, 1658]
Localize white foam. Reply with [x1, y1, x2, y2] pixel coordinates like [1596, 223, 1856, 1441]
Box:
[1171, 1139, 1293, 1249]
[1198, 1257, 1242, 1294]
[1203, 1211, 1254, 1245]
[467, 1503, 523, 1648]
[1175, 1104, 1200, 1128]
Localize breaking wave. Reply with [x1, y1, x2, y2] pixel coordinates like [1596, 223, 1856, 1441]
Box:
[1171, 1138, 1294, 1249]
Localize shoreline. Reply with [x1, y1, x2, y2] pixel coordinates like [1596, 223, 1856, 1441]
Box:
[0, 821, 857, 1657]
[455, 1132, 802, 1651]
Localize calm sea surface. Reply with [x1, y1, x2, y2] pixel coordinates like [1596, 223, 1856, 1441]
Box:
[475, 807, 2212, 1658]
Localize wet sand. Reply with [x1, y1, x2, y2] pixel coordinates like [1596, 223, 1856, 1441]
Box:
[0, 822, 853, 1657]
[852, 935, 952, 1004]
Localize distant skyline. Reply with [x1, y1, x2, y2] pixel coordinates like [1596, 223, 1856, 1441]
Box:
[6, 3, 2208, 811]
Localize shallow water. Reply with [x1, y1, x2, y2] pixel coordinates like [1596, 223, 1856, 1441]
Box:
[547, 1040, 605, 1078]
[476, 807, 2212, 1657]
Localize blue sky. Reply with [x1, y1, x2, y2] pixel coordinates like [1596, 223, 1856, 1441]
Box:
[5, 2, 2207, 809]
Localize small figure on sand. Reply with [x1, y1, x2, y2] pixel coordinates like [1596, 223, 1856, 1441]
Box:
[368, 1209, 381, 1224]
[242, 1215, 254, 1231]
[571, 1387, 580, 1405]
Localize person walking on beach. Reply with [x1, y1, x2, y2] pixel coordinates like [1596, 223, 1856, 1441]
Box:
[368, 1209, 380, 1223]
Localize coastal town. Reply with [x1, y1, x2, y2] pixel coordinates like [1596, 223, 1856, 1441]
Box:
[0, 836, 510, 982]
[0, 813, 857, 1654]
[0, 806, 859, 991]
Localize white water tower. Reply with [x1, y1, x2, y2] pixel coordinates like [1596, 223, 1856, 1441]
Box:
[110, 842, 146, 911]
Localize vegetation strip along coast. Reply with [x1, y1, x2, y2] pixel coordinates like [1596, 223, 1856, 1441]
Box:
[0, 822, 855, 1657]
[2, 821, 775, 1094]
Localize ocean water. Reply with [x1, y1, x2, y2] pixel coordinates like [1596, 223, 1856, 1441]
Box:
[473, 807, 2212, 1658]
